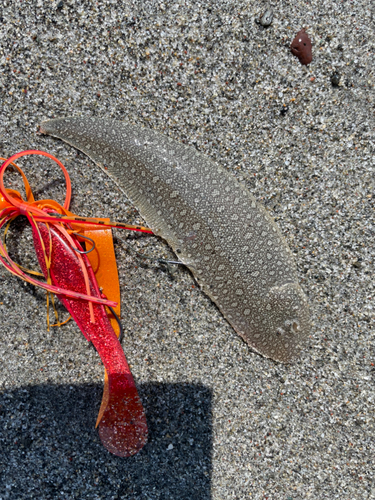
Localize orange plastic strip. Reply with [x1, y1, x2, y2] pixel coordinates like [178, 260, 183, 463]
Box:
[83, 225, 122, 427]
[84, 226, 121, 335]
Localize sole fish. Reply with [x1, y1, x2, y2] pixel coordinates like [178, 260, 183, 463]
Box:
[40, 117, 311, 363]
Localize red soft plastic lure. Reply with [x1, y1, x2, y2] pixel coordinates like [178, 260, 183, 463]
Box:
[0, 150, 153, 456]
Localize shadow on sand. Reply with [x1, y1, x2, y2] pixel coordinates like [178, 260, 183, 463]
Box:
[0, 382, 212, 499]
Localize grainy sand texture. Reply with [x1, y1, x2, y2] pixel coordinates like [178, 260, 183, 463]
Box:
[0, 1, 374, 499]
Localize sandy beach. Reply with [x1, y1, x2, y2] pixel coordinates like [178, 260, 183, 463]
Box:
[0, 1, 374, 498]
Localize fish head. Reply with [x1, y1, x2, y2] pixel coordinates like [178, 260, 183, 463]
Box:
[264, 282, 311, 362]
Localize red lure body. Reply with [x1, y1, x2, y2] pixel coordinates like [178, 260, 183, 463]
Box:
[0, 150, 149, 457]
[33, 223, 148, 456]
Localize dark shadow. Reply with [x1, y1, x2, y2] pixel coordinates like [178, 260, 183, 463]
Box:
[31, 178, 66, 199]
[0, 382, 212, 500]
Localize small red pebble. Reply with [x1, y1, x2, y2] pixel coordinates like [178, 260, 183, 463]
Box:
[291, 28, 312, 65]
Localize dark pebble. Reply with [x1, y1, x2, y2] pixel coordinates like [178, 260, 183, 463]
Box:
[19, 436, 33, 448]
[331, 73, 341, 87]
[260, 8, 273, 27]
[280, 106, 289, 116]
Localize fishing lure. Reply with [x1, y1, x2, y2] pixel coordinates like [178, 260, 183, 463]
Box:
[41, 117, 311, 363]
[0, 150, 152, 456]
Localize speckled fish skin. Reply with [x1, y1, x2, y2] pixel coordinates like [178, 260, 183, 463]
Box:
[41, 117, 310, 363]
